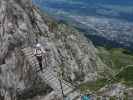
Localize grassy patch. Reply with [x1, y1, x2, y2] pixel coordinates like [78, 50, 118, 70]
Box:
[79, 79, 107, 92]
[114, 66, 133, 87]
[97, 47, 133, 86]
[79, 47, 133, 92]
[97, 47, 133, 71]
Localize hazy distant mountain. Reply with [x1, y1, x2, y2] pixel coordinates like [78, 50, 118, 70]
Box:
[33, 0, 133, 50]
[33, 0, 133, 21]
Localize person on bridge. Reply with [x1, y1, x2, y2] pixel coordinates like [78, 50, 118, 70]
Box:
[81, 95, 90, 100]
[34, 43, 46, 71]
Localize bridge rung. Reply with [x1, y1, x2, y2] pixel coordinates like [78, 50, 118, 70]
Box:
[32, 66, 37, 70]
[36, 69, 43, 73]
[25, 53, 34, 57]
[43, 71, 55, 78]
[29, 59, 38, 64]
[41, 72, 54, 79]
[36, 67, 46, 72]
[32, 64, 39, 68]
[43, 80, 60, 90]
[51, 83, 61, 90]
[64, 87, 74, 95]
[63, 85, 70, 91]
[44, 73, 54, 79]
[31, 62, 39, 66]
[46, 75, 56, 81]
[28, 57, 37, 61]
[32, 64, 40, 69]
[62, 81, 73, 88]
[25, 56, 38, 63]
[30, 60, 38, 64]
[47, 77, 60, 84]
[76, 97, 81, 100]
[22, 47, 32, 51]
[23, 51, 33, 55]
[68, 91, 80, 100]
[30, 60, 37, 64]
[33, 67, 40, 72]
[30, 63, 38, 67]
[23, 49, 33, 53]
[44, 77, 60, 87]
[73, 96, 81, 100]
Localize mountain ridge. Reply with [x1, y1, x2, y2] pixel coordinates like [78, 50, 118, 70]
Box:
[33, 0, 133, 51]
[0, 0, 108, 99]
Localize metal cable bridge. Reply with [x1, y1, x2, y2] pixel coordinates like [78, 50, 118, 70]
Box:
[21, 47, 81, 100]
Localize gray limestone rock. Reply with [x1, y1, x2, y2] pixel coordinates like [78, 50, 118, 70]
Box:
[0, 0, 109, 99]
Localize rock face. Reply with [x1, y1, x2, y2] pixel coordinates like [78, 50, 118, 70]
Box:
[0, 0, 108, 99]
